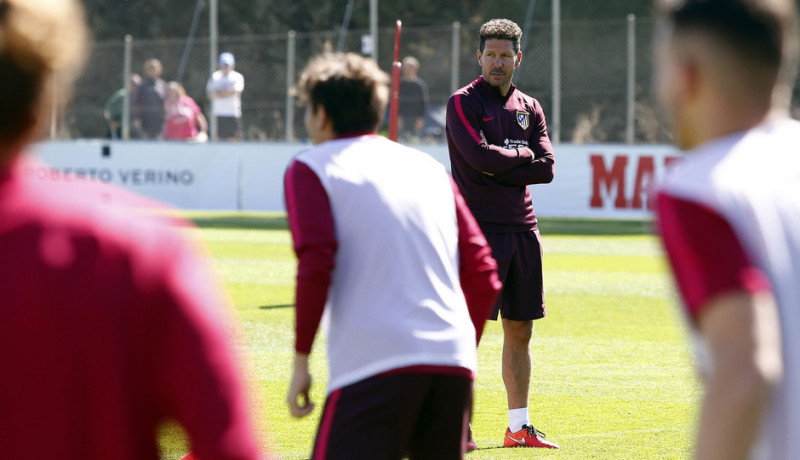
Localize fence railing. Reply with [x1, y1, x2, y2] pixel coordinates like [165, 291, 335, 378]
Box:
[61, 18, 800, 144]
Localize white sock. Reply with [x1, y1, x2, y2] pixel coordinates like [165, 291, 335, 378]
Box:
[508, 407, 529, 432]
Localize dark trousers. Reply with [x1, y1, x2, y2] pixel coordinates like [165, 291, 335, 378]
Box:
[312, 372, 473, 460]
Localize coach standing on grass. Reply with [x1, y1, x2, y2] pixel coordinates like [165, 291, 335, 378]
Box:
[284, 52, 501, 459]
[445, 19, 558, 450]
[0, 0, 264, 459]
[654, 0, 800, 458]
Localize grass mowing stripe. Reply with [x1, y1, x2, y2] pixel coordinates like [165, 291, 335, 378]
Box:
[155, 214, 699, 459]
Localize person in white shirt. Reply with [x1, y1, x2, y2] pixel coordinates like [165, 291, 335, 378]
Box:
[654, 0, 800, 458]
[284, 52, 502, 459]
[206, 52, 244, 141]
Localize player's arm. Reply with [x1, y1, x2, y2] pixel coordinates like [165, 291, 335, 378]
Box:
[283, 159, 337, 418]
[695, 290, 781, 460]
[235, 74, 244, 95]
[493, 151, 554, 186]
[216, 75, 245, 99]
[493, 100, 555, 186]
[446, 92, 534, 175]
[656, 193, 780, 460]
[196, 111, 208, 135]
[451, 178, 502, 344]
[206, 77, 216, 100]
[216, 89, 237, 98]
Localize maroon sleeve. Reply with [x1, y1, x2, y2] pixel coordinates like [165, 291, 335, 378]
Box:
[656, 193, 772, 324]
[284, 160, 337, 354]
[494, 152, 554, 186]
[446, 92, 533, 175]
[530, 99, 554, 157]
[451, 178, 502, 343]
[494, 100, 555, 186]
[151, 230, 262, 459]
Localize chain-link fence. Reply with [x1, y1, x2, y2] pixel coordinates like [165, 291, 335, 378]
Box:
[65, 17, 800, 144]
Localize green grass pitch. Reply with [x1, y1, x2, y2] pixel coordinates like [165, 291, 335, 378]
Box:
[159, 212, 701, 459]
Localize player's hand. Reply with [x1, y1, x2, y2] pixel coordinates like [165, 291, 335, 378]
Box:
[287, 354, 315, 418]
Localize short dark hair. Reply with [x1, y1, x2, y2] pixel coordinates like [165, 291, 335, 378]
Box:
[479, 19, 523, 54]
[296, 52, 389, 136]
[658, 0, 798, 89]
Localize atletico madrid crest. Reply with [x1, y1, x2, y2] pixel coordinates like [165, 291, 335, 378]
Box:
[516, 111, 529, 129]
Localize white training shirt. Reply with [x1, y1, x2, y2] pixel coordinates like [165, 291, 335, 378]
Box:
[293, 135, 479, 393]
[657, 117, 800, 460]
[206, 69, 244, 118]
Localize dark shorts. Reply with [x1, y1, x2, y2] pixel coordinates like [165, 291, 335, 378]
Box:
[484, 228, 546, 321]
[216, 116, 242, 139]
[312, 371, 473, 460]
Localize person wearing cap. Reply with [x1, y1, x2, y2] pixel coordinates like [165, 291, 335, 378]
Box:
[206, 52, 245, 141]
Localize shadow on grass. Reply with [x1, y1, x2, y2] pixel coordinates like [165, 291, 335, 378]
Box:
[538, 218, 655, 236]
[183, 212, 653, 237]
[188, 214, 288, 230]
[258, 304, 294, 310]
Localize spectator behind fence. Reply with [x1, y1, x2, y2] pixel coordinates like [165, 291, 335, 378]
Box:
[207, 52, 244, 141]
[103, 73, 140, 139]
[0, 0, 265, 458]
[398, 56, 430, 142]
[132, 58, 167, 139]
[164, 81, 208, 141]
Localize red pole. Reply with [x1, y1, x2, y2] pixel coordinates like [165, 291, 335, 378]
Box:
[388, 20, 402, 142]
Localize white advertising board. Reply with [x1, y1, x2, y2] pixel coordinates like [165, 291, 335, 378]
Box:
[33, 141, 680, 219]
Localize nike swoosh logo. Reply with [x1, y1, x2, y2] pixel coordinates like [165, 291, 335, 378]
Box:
[506, 434, 526, 446]
[482, 116, 496, 122]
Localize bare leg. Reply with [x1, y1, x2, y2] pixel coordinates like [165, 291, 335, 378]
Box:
[502, 318, 533, 410]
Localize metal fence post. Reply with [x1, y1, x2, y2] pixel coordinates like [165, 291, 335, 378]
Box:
[370, 0, 378, 62]
[450, 22, 461, 94]
[286, 30, 296, 142]
[551, 0, 561, 143]
[122, 35, 133, 140]
[209, 0, 218, 141]
[50, 74, 58, 139]
[626, 14, 636, 144]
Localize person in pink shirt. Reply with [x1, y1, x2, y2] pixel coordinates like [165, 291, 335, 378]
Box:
[164, 81, 208, 141]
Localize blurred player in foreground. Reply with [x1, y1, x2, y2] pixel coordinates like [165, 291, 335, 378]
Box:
[0, 1, 263, 458]
[284, 52, 501, 459]
[654, 0, 800, 458]
[445, 18, 558, 449]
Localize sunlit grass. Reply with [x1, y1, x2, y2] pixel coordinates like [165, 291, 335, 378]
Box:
[161, 214, 699, 459]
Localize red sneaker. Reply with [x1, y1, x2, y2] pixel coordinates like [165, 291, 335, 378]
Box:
[466, 424, 478, 451]
[503, 425, 560, 449]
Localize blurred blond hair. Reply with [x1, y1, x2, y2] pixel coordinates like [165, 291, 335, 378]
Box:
[0, 0, 88, 149]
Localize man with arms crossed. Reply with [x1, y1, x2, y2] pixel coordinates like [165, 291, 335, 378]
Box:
[654, 0, 800, 458]
[284, 52, 501, 459]
[446, 19, 558, 449]
[207, 52, 245, 141]
[0, 0, 263, 458]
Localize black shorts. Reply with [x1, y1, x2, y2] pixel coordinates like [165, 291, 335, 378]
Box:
[483, 228, 546, 321]
[312, 370, 472, 460]
[216, 116, 242, 139]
